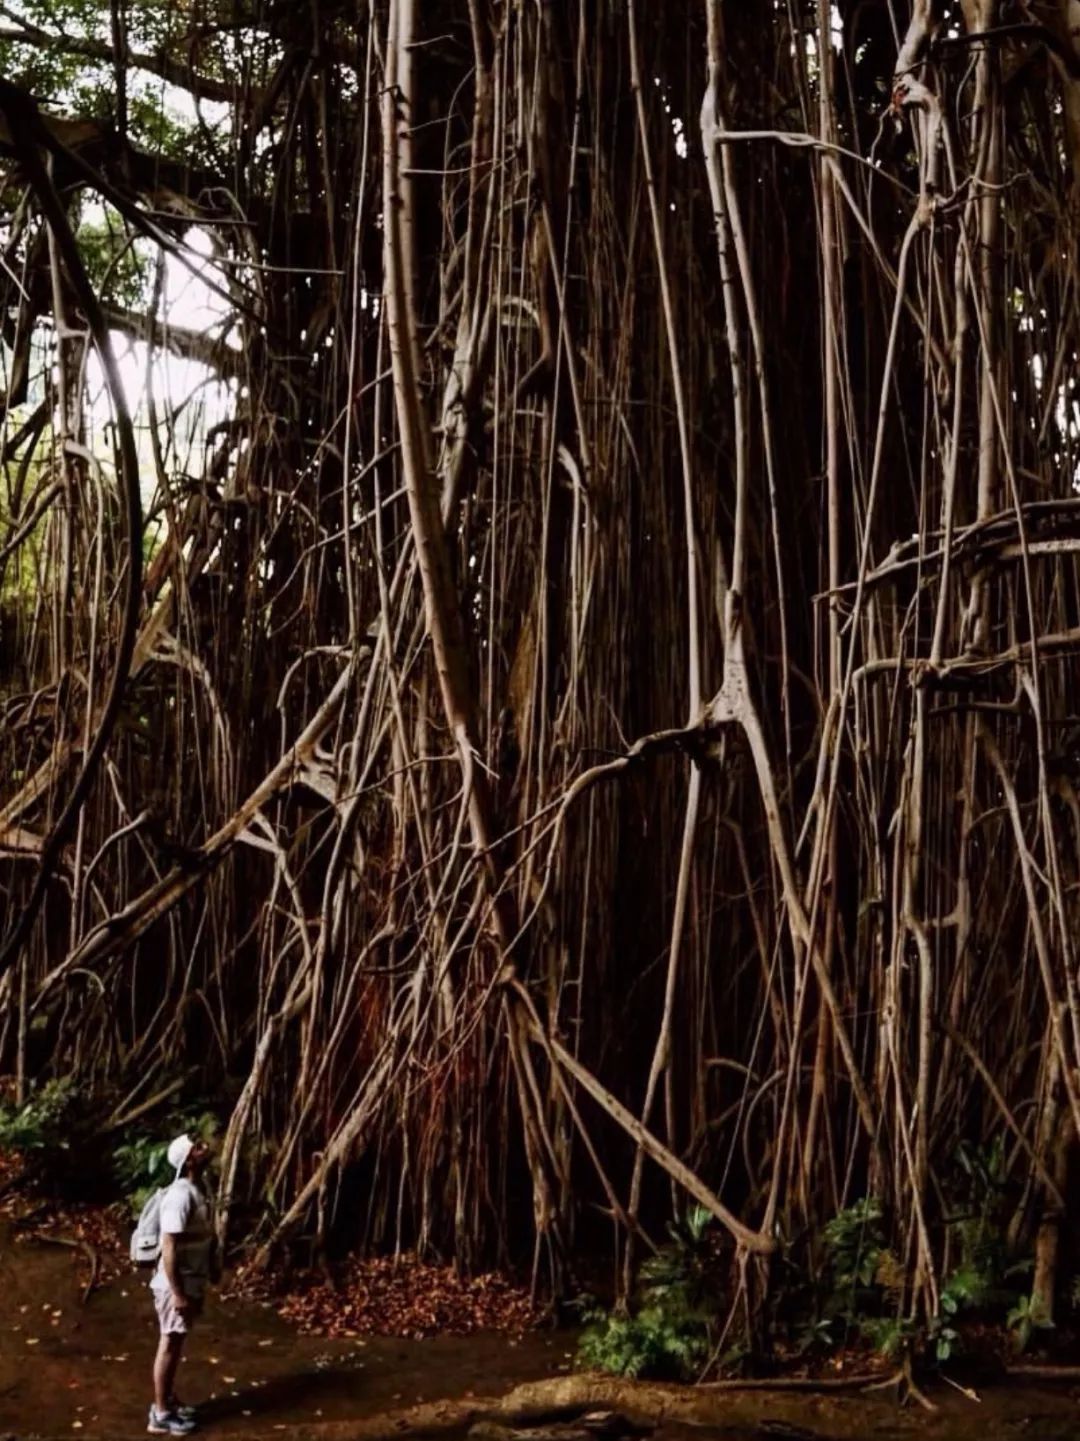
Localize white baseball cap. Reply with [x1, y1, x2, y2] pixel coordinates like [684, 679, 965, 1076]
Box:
[166, 1133, 194, 1175]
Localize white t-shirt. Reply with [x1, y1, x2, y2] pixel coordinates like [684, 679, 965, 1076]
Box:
[150, 1178, 213, 1300]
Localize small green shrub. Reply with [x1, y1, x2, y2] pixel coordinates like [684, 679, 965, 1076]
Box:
[812, 1146, 1029, 1368]
[858, 1314, 915, 1361]
[0, 1078, 80, 1154]
[577, 1301, 709, 1379]
[823, 1197, 884, 1292]
[111, 1134, 174, 1213]
[943, 1139, 1010, 1305]
[576, 1206, 720, 1380]
[816, 1194, 986, 1366]
[820, 1196, 887, 1334]
[1007, 1293, 1053, 1353]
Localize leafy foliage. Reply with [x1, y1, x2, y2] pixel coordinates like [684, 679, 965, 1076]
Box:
[1006, 1292, 1054, 1354]
[0, 1076, 223, 1217]
[0, 1077, 79, 1153]
[577, 1206, 720, 1380]
[577, 1301, 709, 1380]
[822, 1196, 885, 1303]
[806, 1148, 1036, 1367]
[945, 1139, 1010, 1301]
[126, 88, 223, 171]
[807, 1196, 908, 1359]
[936, 1135, 1036, 1338]
[77, 201, 154, 311]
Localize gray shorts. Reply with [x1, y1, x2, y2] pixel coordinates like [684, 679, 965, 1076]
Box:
[152, 1288, 204, 1336]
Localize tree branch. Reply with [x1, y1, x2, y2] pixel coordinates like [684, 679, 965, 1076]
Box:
[0, 11, 250, 105]
[0, 78, 143, 982]
[103, 302, 242, 377]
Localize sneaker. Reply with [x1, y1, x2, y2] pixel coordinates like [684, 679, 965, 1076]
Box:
[168, 1399, 197, 1422]
[147, 1406, 197, 1435]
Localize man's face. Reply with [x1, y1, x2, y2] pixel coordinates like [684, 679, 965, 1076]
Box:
[189, 1138, 212, 1176]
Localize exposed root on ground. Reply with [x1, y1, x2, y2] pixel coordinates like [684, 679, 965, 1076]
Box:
[282, 1371, 921, 1441]
[25, 1230, 100, 1304]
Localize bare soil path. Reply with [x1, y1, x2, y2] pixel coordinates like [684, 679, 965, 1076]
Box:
[3, 1222, 1080, 1441]
[0, 1222, 562, 1439]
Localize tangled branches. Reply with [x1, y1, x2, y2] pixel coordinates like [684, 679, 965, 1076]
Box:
[1, 0, 1080, 1336]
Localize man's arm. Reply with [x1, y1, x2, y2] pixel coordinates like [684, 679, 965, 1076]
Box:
[160, 1232, 189, 1311]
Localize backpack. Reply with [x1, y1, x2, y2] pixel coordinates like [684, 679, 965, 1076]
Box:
[130, 1187, 166, 1266]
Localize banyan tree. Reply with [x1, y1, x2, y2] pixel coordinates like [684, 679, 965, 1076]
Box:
[2, 0, 1080, 1326]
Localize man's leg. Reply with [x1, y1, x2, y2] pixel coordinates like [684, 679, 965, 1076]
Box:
[153, 1333, 185, 1413]
[166, 1300, 201, 1413]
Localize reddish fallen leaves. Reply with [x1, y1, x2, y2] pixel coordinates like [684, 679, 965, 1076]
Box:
[0, 1144, 26, 1206]
[225, 1253, 540, 1340]
[2, 1146, 537, 1339]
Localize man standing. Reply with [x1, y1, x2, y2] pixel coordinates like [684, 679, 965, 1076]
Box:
[148, 1133, 213, 1435]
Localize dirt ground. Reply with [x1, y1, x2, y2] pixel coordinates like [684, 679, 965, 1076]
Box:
[4, 1222, 1080, 1441]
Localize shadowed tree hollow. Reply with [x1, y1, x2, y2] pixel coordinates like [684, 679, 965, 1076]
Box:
[2, 0, 1080, 1330]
